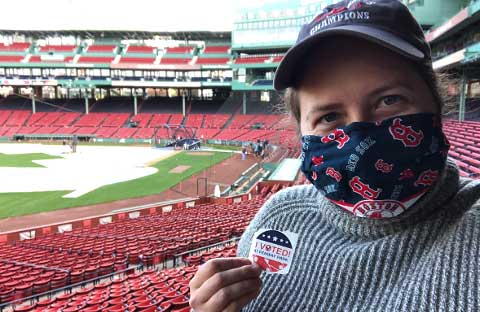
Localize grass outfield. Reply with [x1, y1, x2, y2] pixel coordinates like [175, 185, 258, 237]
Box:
[0, 153, 62, 167]
[0, 151, 231, 219]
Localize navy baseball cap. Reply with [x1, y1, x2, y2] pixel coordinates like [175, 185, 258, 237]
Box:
[274, 0, 432, 90]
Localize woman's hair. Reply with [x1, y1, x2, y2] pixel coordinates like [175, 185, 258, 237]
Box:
[283, 60, 453, 125]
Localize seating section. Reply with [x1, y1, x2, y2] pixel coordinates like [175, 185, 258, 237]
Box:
[203, 114, 229, 129]
[165, 47, 194, 54]
[38, 45, 77, 53]
[272, 55, 284, 63]
[0, 198, 267, 307]
[195, 57, 229, 65]
[234, 56, 270, 64]
[53, 113, 81, 127]
[87, 45, 117, 53]
[130, 114, 153, 128]
[4, 111, 30, 126]
[443, 119, 480, 178]
[77, 56, 114, 64]
[203, 46, 230, 54]
[8, 244, 240, 312]
[159, 58, 190, 65]
[101, 113, 130, 127]
[29, 56, 74, 63]
[0, 43, 30, 52]
[126, 46, 155, 54]
[74, 113, 109, 127]
[111, 128, 137, 139]
[227, 115, 257, 129]
[119, 57, 156, 64]
[149, 114, 171, 128]
[184, 114, 204, 128]
[0, 55, 25, 63]
[0, 111, 12, 126]
[169, 114, 184, 125]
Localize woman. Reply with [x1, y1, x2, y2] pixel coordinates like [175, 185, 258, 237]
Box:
[189, 0, 480, 311]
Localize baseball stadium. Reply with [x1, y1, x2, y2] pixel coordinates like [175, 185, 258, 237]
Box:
[0, 0, 479, 311]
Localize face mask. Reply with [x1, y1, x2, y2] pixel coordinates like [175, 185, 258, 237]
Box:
[301, 113, 450, 219]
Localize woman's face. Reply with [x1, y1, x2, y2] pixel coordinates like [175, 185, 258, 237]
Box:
[298, 37, 438, 137]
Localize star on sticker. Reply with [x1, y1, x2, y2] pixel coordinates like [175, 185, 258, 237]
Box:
[272, 236, 278, 242]
[280, 239, 284, 243]
[267, 235, 271, 239]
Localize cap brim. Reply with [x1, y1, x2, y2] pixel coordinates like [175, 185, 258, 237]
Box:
[273, 25, 425, 91]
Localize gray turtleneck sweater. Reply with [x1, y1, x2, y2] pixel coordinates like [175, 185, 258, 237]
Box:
[237, 161, 480, 311]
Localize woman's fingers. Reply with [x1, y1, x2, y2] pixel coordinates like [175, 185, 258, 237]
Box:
[189, 257, 264, 312]
[222, 286, 262, 312]
[205, 277, 262, 311]
[190, 257, 253, 290]
[193, 263, 262, 303]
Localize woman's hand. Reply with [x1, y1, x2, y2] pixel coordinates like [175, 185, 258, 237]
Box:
[189, 257, 263, 312]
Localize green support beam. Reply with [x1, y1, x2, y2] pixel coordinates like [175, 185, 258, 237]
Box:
[31, 93, 36, 114]
[459, 74, 466, 122]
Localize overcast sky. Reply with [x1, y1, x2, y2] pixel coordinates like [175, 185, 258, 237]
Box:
[0, 0, 260, 32]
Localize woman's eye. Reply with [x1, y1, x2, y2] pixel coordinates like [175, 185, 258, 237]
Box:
[319, 112, 338, 123]
[381, 95, 403, 106]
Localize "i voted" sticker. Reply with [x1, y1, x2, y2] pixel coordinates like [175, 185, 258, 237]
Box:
[248, 229, 298, 275]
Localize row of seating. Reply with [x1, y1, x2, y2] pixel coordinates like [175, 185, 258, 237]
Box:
[0, 199, 266, 305]
[0, 43, 228, 55]
[0, 42, 287, 67]
[9, 243, 240, 312]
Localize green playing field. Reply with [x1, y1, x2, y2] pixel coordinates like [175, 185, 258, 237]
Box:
[0, 151, 231, 219]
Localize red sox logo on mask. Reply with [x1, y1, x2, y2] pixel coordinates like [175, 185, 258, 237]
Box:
[349, 176, 382, 200]
[326, 167, 342, 182]
[375, 159, 393, 173]
[399, 168, 414, 180]
[311, 155, 324, 166]
[389, 118, 424, 147]
[414, 169, 439, 187]
[321, 129, 350, 149]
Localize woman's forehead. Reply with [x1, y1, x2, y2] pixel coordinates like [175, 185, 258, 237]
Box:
[298, 38, 421, 90]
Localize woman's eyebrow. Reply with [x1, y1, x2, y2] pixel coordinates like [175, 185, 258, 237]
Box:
[306, 103, 341, 121]
[367, 82, 414, 99]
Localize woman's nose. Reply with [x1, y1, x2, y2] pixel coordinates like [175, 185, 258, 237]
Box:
[347, 110, 376, 124]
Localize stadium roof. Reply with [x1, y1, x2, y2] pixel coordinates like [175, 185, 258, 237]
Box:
[0, 30, 231, 41]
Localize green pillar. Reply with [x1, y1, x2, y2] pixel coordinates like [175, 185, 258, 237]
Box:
[182, 93, 186, 117]
[459, 75, 466, 122]
[85, 91, 89, 114]
[31, 93, 36, 114]
[242, 91, 247, 114]
[133, 94, 138, 116]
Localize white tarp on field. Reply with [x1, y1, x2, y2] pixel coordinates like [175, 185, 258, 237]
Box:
[0, 143, 175, 198]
